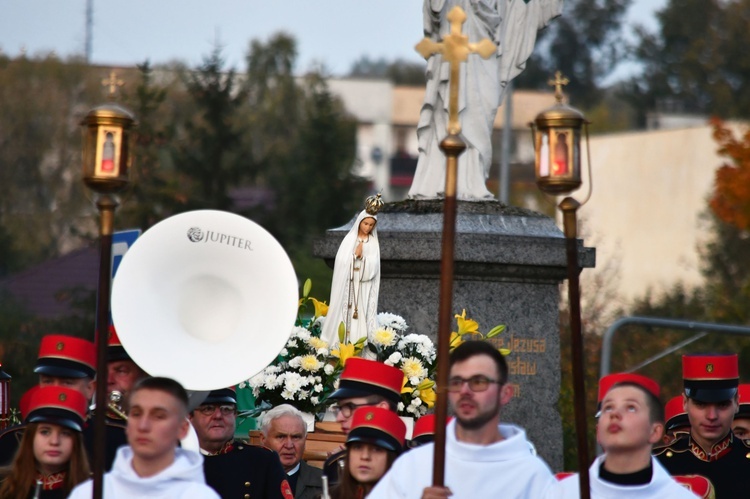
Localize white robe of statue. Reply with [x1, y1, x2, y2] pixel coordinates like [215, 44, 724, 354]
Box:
[408, 0, 563, 201]
[320, 210, 380, 348]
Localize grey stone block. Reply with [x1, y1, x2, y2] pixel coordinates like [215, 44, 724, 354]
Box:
[313, 200, 596, 471]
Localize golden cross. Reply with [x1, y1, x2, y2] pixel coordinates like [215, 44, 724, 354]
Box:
[102, 71, 124, 97]
[548, 71, 569, 103]
[415, 6, 496, 135]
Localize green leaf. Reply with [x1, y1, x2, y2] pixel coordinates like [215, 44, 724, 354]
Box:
[486, 324, 506, 338]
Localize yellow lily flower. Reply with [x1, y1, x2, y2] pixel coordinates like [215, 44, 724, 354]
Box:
[449, 332, 464, 350]
[331, 342, 355, 367]
[455, 309, 480, 336]
[401, 375, 412, 394]
[309, 297, 329, 318]
[416, 380, 437, 408]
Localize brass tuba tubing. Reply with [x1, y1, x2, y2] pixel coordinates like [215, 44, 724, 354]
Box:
[108, 390, 128, 420]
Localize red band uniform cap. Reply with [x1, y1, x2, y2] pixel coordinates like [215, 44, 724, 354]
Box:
[598, 373, 660, 402]
[596, 372, 660, 416]
[682, 354, 738, 403]
[411, 414, 454, 445]
[107, 325, 132, 363]
[737, 383, 750, 418]
[34, 334, 96, 379]
[347, 406, 406, 454]
[328, 357, 403, 406]
[24, 386, 88, 432]
[664, 395, 689, 431]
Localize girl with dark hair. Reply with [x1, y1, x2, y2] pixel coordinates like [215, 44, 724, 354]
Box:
[0, 386, 90, 499]
[330, 407, 405, 499]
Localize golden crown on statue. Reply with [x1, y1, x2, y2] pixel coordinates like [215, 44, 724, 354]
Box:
[364, 193, 384, 216]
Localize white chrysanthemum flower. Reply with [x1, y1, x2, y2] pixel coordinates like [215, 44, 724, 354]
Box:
[281, 389, 295, 400]
[311, 396, 320, 405]
[288, 357, 302, 368]
[324, 364, 335, 375]
[284, 372, 303, 393]
[298, 390, 309, 400]
[314, 384, 324, 393]
[238, 381, 247, 389]
[377, 312, 408, 332]
[410, 376, 421, 386]
[309, 336, 328, 350]
[397, 402, 405, 412]
[371, 326, 398, 347]
[388, 352, 402, 365]
[247, 373, 263, 387]
[401, 357, 428, 380]
[299, 355, 323, 372]
[292, 326, 311, 341]
[264, 374, 280, 390]
[286, 339, 298, 348]
[316, 347, 329, 356]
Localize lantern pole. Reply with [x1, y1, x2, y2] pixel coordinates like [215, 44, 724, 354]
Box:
[414, 6, 496, 487]
[530, 72, 593, 499]
[80, 73, 135, 499]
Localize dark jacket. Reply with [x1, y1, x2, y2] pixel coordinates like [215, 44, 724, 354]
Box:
[203, 440, 294, 499]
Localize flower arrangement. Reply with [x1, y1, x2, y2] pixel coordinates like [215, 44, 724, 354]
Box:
[241, 281, 341, 416]
[243, 279, 509, 419]
[370, 318, 438, 417]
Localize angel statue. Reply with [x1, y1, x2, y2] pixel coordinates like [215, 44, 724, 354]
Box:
[321, 194, 384, 348]
[408, 0, 563, 201]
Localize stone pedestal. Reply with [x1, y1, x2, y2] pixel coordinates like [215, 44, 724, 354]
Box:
[312, 200, 595, 471]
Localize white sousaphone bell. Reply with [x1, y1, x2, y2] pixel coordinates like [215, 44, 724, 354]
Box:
[111, 209, 298, 392]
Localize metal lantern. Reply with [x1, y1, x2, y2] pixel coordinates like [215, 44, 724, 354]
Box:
[530, 72, 588, 196]
[80, 103, 136, 194]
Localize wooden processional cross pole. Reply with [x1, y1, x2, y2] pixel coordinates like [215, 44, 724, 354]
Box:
[415, 6, 496, 488]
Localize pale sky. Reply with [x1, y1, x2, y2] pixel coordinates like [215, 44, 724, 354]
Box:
[0, 0, 665, 78]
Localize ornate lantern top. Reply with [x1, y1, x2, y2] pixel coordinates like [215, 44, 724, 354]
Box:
[80, 102, 136, 195]
[530, 72, 589, 196]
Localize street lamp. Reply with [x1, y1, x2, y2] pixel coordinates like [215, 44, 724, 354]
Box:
[80, 77, 136, 499]
[530, 71, 593, 499]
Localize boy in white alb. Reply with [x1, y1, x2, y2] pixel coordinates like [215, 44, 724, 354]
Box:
[368, 341, 555, 499]
[69, 377, 219, 499]
[554, 373, 702, 498]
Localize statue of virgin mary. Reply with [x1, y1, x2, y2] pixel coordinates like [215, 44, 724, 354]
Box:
[320, 197, 382, 348]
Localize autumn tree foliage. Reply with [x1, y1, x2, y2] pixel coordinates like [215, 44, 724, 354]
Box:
[709, 117, 750, 231]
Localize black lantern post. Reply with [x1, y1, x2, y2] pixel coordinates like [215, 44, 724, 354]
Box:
[530, 71, 593, 499]
[80, 76, 136, 499]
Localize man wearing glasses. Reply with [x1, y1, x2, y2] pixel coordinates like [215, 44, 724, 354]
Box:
[190, 387, 294, 499]
[323, 357, 404, 485]
[369, 340, 556, 498]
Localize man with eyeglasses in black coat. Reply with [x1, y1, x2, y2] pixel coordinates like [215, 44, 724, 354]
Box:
[189, 387, 294, 499]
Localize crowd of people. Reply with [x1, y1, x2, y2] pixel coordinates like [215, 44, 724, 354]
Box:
[0, 326, 747, 498]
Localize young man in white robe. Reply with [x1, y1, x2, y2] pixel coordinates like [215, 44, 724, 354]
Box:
[368, 340, 556, 499]
[69, 377, 219, 499]
[553, 373, 703, 498]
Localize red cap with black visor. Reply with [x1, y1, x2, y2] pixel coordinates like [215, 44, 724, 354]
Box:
[682, 353, 738, 403]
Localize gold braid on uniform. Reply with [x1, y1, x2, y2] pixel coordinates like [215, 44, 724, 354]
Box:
[206, 439, 235, 456]
[36, 471, 66, 490]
